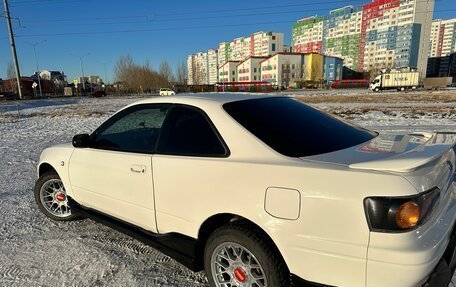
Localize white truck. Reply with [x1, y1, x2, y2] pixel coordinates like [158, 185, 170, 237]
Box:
[370, 71, 419, 92]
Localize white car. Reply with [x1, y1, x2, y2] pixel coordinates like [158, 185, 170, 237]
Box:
[159, 88, 175, 96]
[34, 94, 456, 287]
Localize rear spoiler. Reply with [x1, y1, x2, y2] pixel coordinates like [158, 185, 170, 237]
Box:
[349, 132, 456, 173]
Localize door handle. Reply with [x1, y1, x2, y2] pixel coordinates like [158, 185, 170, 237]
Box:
[130, 165, 146, 174]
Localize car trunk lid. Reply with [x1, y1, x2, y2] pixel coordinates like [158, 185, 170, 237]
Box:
[301, 133, 455, 193]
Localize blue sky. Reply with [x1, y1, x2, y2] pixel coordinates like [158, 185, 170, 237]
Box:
[1, 0, 455, 82]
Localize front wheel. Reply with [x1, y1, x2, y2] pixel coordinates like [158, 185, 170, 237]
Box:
[34, 171, 78, 221]
[204, 222, 290, 287]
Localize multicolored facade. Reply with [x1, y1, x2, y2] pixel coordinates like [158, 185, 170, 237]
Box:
[429, 18, 456, 58]
[217, 32, 284, 67]
[292, 0, 434, 77]
[219, 61, 239, 83]
[259, 53, 330, 88]
[237, 57, 268, 82]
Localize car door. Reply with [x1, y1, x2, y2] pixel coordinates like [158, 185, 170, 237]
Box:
[69, 104, 171, 233]
[152, 105, 230, 235]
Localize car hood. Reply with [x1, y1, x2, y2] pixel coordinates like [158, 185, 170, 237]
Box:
[301, 132, 456, 173]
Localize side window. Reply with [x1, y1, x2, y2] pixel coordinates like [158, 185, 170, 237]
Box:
[157, 106, 227, 157]
[92, 105, 170, 153]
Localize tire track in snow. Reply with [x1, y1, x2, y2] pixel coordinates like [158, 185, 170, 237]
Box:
[0, 265, 40, 285]
[86, 233, 173, 263]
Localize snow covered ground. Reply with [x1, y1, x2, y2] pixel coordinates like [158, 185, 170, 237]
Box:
[0, 92, 454, 286]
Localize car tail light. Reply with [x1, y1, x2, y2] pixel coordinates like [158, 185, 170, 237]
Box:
[396, 201, 419, 229]
[364, 188, 440, 232]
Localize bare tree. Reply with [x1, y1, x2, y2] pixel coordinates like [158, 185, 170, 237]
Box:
[159, 59, 173, 84]
[114, 54, 167, 94]
[4, 60, 18, 94]
[6, 60, 15, 79]
[114, 54, 134, 85]
[176, 60, 187, 85]
[369, 62, 386, 81]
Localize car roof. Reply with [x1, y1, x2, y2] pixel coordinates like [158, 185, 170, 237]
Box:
[130, 93, 278, 107]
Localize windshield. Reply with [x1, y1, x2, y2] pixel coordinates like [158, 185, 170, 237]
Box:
[224, 97, 377, 157]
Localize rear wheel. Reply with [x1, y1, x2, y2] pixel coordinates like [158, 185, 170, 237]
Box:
[34, 171, 78, 221]
[204, 222, 290, 287]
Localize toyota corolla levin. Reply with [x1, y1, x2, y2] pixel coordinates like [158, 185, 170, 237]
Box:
[35, 94, 456, 287]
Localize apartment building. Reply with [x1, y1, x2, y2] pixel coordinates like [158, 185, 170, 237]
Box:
[427, 52, 456, 82]
[429, 18, 456, 57]
[219, 61, 239, 82]
[217, 31, 284, 67]
[187, 55, 195, 85]
[187, 50, 219, 85]
[237, 56, 268, 82]
[260, 53, 341, 87]
[207, 49, 219, 84]
[292, 0, 434, 77]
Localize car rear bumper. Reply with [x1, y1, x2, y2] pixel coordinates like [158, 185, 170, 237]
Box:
[291, 226, 456, 287]
[366, 185, 456, 287]
[422, 224, 456, 287]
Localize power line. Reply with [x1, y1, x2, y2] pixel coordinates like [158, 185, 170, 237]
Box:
[17, 0, 441, 24]
[13, 7, 451, 40]
[10, 0, 92, 7]
[20, 7, 442, 29]
[0, 6, 446, 42]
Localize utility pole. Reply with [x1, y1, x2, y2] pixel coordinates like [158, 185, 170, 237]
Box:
[3, 0, 22, 99]
[72, 53, 89, 93]
[27, 40, 46, 98]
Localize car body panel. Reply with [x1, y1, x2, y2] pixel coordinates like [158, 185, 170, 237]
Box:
[68, 148, 157, 232]
[36, 94, 456, 287]
[152, 151, 418, 286]
[38, 143, 76, 198]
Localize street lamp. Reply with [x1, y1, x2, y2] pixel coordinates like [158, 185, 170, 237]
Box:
[97, 60, 111, 86]
[71, 53, 90, 92]
[26, 40, 46, 98]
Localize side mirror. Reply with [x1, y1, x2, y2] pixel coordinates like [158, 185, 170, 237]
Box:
[72, 134, 90, 148]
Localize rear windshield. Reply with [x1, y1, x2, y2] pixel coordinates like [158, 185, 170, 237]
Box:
[224, 97, 376, 157]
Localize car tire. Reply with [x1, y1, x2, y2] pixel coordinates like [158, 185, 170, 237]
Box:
[204, 221, 290, 287]
[34, 171, 78, 221]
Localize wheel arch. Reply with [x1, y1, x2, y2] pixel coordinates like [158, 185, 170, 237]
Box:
[37, 160, 75, 198]
[38, 162, 58, 177]
[195, 213, 290, 273]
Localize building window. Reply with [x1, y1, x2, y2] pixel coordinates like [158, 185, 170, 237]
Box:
[272, 43, 276, 51]
[254, 68, 257, 73]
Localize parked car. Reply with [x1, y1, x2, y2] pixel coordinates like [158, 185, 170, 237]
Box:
[91, 90, 107, 97]
[34, 94, 456, 287]
[159, 88, 175, 96]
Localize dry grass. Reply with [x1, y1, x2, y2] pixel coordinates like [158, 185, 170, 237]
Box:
[321, 105, 455, 120]
[296, 91, 456, 104]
